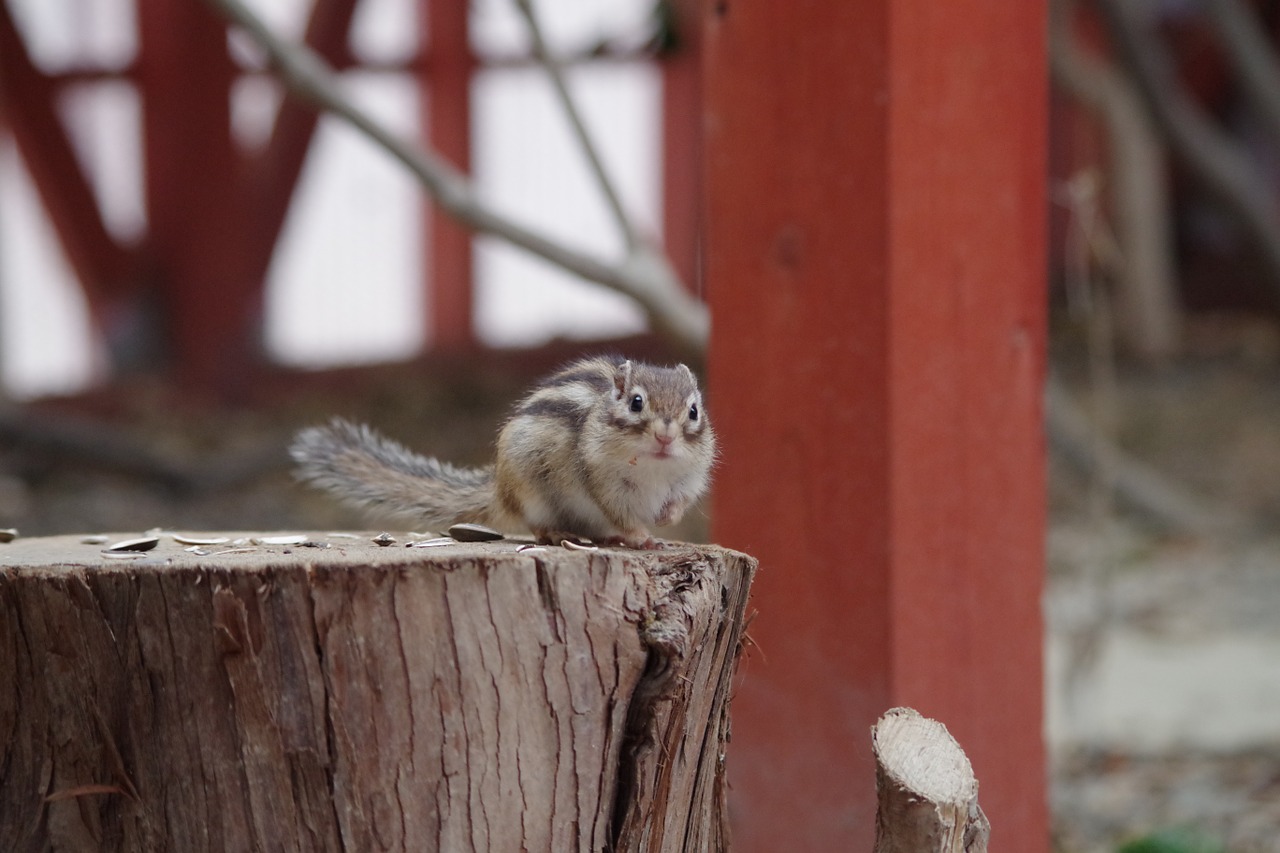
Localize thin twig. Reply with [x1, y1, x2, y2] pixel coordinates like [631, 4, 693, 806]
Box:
[513, 0, 642, 253]
[199, 0, 709, 358]
[1049, 0, 1181, 360]
[1054, 168, 1121, 736]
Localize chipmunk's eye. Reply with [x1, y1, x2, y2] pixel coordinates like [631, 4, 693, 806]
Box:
[629, 394, 645, 413]
[689, 403, 699, 421]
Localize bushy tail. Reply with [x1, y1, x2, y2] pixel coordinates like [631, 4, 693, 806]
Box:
[290, 418, 496, 529]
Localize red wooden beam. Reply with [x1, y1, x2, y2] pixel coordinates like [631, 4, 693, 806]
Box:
[137, 0, 251, 390]
[423, 0, 475, 350]
[705, 2, 1047, 850]
[241, 0, 362, 293]
[660, 0, 703, 292]
[0, 5, 138, 310]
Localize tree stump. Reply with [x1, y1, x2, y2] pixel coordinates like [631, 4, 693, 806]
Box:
[871, 707, 990, 853]
[0, 532, 756, 852]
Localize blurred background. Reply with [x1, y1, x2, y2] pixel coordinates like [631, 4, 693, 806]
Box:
[2, 0, 1280, 849]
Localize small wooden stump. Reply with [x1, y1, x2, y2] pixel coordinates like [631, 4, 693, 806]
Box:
[0, 532, 756, 852]
[872, 707, 990, 853]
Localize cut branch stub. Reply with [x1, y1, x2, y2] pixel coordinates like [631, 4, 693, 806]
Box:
[872, 706, 990, 853]
[0, 533, 756, 852]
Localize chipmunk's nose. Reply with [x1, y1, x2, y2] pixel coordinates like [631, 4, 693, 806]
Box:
[655, 433, 675, 447]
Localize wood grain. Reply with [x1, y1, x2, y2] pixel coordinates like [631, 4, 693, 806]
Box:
[0, 533, 755, 851]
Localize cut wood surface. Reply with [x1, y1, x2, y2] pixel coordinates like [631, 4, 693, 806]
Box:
[0, 532, 756, 852]
[872, 707, 990, 853]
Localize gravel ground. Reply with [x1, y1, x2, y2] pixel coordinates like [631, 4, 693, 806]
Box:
[1047, 521, 1280, 852]
[1053, 746, 1280, 852]
[1048, 342, 1280, 852]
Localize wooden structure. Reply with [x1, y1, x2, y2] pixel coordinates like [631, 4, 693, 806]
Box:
[0, 533, 755, 850]
[0, 0, 368, 390]
[704, 2, 1049, 850]
[0, 0, 701, 391]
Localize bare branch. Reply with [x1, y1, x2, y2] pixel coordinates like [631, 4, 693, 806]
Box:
[1203, 0, 1280, 146]
[513, 0, 642, 253]
[199, 0, 709, 358]
[1093, 0, 1280, 296]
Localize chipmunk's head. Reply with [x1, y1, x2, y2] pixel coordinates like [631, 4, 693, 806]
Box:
[607, 359, 714, 464]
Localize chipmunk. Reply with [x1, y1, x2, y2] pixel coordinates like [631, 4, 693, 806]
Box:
[290, 355, 716, 549]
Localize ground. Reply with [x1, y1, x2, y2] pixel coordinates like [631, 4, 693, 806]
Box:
[4, 335, 1279, 851]
[1048, 320, 1280, 852]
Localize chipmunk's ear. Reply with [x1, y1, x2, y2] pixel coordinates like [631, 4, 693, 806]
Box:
[676, 363, 697, 385]
[613, 360, 632, 399]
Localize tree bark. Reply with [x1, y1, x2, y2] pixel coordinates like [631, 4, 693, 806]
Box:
[872, 707, 990, 853]
[0, 532, 755, 852]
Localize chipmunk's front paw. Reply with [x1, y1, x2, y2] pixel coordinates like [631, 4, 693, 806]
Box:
[655, 496, 692, 528]
[534, 528, 591, 548]
[598, 530, 657, 550]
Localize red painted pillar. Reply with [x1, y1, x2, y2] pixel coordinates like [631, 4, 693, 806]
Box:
[661, 0, 703, 293]
[138, 0, 259, 391]
[705, 2, 1047, 850]
[423, 0, 475, 350]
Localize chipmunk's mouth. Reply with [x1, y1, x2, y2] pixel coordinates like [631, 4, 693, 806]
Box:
[627, 446, 674, 465]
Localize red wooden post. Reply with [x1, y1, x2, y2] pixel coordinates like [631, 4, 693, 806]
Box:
[137, 0, 253, 390]
[704, 3, 1048, 850]
[423, 0, 475, 350]
[242, 0, 361, 292]
[661, 0, 703, 293]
